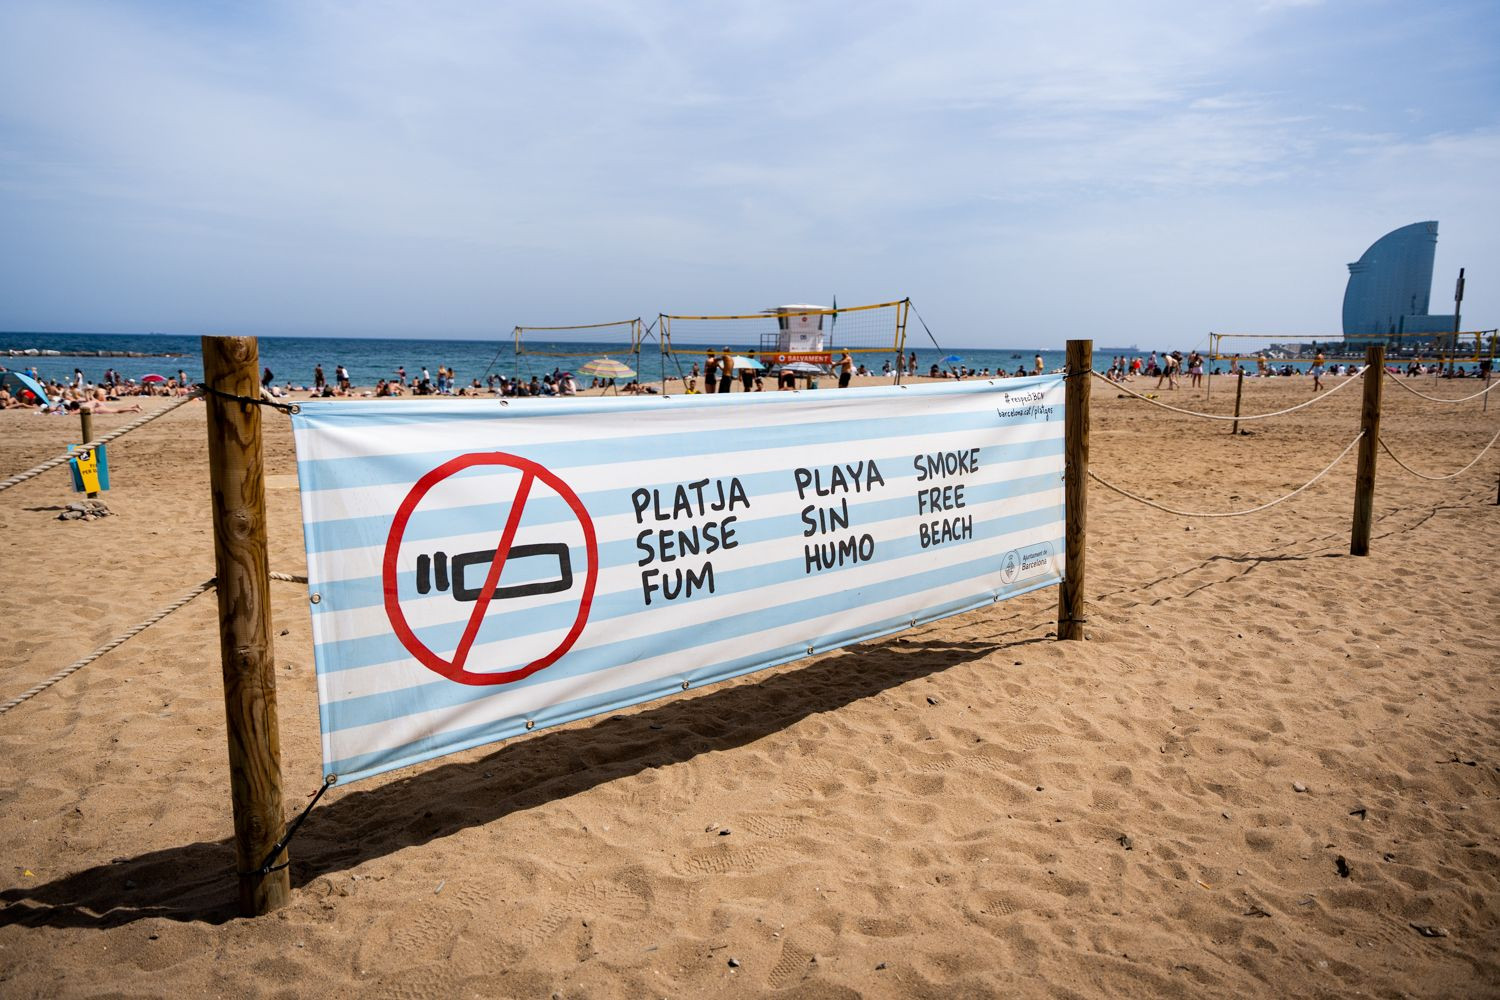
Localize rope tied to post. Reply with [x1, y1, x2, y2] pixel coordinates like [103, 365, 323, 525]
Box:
[238, 775, 336, 878]
[1382, 372, 1500, 404]
[1095, 367, 1365, 421]
[0, 570, 310, 715]
[0, 390, 203, 494]
[1378, 426, 1500, 481]
[1088, 431, 1364, 518]
[0, 578, 217, 715]
[197, 383, 301, 414]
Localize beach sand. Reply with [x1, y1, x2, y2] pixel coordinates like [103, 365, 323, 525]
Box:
[1, 372, 1497, 998]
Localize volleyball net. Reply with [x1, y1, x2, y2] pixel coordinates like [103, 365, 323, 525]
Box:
[513, 319, 643, 361]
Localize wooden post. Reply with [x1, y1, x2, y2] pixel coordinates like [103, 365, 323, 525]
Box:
[201, 336, 290, 916]
[1057, 339, 1090, 640]
[79, 410, 98, 498]
[1230, 370, 1245, 436]
[1350, 344, 1385, 556]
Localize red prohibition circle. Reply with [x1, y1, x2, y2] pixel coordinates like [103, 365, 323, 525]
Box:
[381, 452, 598, 686]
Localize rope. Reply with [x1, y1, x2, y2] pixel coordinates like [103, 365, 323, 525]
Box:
[0, 391, 201, 494]
[1096, 367, 1365, 421]
[0, 578, 216, 715]
[1379, 427, 1500, 481]
[0, 570, 308, 715]
[1088, 431, 1364, 518]
[198, 383, 300, 414]
[1383, 372, 1500, 403]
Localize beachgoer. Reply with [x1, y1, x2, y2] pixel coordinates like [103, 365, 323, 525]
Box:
[740, 353, 757, 392]
[838, 350, 854, 389]
[704, 351, 719, 394]
[1188, 351, 1204, 388]
[1310, 350, 1326, 391]
[718, 349, 734, 394]
[314, 364, 326, 390]
[908, 352, 917, 376]
[1156, 352, 1179, 390]
[83, 399, 143, 414]
[262, 367, 274, 388]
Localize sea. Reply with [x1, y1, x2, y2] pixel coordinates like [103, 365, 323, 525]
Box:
[1, 331, 1320, 388]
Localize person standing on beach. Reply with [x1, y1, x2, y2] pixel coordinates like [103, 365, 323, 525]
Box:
[1033, 354, 1043, 375]
[314, 364, 326, 391]
[1187, 351, 1204, 388]
[718, 349, 734, 394]
[838, 350, 854, 388]
[1156, 352, 1179, 390]
[740, 353, 757, 392]
[704, 350, 719, 394]
[1310, 350, 1326, 391]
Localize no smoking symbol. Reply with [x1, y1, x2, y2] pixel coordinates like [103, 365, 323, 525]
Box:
[382, 453, 598, 686]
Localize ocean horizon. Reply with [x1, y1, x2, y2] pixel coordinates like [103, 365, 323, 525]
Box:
[4, 330, 1277, 388]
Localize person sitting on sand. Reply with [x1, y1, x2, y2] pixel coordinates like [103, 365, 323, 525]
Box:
[0, 387, 22, 409]
[82, 399, 143, 414]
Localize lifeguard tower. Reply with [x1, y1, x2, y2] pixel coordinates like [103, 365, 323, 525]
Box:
[759, 304, 829, 358]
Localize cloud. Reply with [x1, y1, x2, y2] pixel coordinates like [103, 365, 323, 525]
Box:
[0, 0, 1496, 341]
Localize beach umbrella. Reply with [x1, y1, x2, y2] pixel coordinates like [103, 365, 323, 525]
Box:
[782, 362, 822, 373]
[728, 356, 764, 370]
[141, 373, 168, 383]
[1, 370, 50, 406]
[939, 354, 963, 365]
[577, 358, 636, 378]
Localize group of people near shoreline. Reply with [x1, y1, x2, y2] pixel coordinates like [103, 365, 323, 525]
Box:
[0, 365, 193, 412]
[7, 349, 1493, 412]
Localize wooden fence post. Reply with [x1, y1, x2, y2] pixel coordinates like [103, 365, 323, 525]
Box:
[79, 410, 98, 498]
[1230, 370, 1245, 436]
[201, 336, 290, 916]
[1350, 344, 1385, 556]
[1057, 339, 1091, 640]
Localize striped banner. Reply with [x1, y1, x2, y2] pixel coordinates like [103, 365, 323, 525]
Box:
[291, 375, 1066, 783]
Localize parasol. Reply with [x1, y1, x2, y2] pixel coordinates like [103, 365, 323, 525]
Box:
[1, 370, 50, 406]
[577, 358, 636, 379]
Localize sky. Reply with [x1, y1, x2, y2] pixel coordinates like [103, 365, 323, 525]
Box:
[1, 0, 1497, 348]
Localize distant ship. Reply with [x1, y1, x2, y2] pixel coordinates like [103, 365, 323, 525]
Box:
[1099, 345, 1141, 353]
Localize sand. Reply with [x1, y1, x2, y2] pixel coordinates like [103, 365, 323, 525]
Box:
[1, 372, 1497, 998]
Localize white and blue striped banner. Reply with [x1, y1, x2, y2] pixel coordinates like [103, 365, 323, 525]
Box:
[291, 375, 1066, 783]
